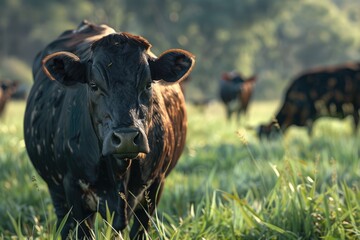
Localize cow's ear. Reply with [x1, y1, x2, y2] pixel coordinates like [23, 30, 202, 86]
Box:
[42, 51, 87, 86]
[149, 49, 195, 84]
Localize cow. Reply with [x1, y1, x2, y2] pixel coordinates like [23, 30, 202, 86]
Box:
[24, 20, 195, 239]
[258, 62, 360, 138]
[0, 80, 18, 116]
[219, 71, 256, 122]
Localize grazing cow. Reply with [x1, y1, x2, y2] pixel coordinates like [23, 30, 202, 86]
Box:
[0, 80, 18, 116]
[219, 71, 256, 121]
[24, 21, 195, 239]
[258, 62, 360, 138]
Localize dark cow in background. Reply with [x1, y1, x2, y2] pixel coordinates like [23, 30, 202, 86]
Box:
[219, 71, 256, 121]
[24, 21, 195, 239]
[258, 62, 360, 138]
[0, 80, 18, 116]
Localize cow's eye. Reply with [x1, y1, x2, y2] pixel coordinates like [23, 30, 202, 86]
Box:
[145, 82, 152, 90]
[89, 82, 99, 91]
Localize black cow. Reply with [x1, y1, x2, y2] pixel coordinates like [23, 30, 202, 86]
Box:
[258, 62, 360, 138]
[219, 72, 256, 121]
[24, 21, 195, 239]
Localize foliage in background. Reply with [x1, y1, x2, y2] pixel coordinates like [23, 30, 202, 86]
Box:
[0, 57, 32, 84]
[1, 0, 360, 99]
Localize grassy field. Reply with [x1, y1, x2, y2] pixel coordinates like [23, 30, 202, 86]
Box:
[0, 100, 360, 239]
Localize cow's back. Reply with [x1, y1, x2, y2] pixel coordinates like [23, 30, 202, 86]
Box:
[32, 21, 115, 80]
[286, 63, 360, 105]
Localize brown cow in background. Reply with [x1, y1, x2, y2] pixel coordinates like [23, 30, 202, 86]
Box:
[0, 80, 18, 117]
[258, 62, 360, 138]
[219, 71, 257, 122]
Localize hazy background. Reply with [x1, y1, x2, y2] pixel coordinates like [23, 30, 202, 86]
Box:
[1, 1, 360, 238]
[1, 0, 360, 101]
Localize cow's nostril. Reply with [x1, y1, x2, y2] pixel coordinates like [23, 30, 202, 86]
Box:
[112, 133, 121, 146]
[133, 132, 140, 145]
[105, 129, 149, 155]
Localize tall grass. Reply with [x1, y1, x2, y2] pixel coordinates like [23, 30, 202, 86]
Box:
[1, 101, 359, 239]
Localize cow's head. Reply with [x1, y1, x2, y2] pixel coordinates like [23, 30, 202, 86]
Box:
[257, 121, 281, 139]
[42, 33, 195, 159]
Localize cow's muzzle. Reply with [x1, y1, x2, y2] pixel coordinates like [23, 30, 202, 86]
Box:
[102, 127, 150, 158]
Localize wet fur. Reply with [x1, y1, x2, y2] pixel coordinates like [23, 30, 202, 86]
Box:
[24, 21, 189, 239]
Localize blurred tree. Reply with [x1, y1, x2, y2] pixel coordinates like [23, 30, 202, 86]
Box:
[121, 0, 299, 99]
[1, 0, 360, 99]
[251, 0, 360, 99]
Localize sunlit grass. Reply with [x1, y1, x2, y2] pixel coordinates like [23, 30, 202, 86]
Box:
[1, 100, 359, 239]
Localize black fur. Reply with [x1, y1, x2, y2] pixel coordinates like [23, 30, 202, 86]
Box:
[24, 21, 194, 239]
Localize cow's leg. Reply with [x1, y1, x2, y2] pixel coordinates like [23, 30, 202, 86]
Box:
[306, 119, 314, 136]
[226, 106, 232, 120]
[48, 185, 73, 239]
[236, 108, 241, 124]
[336, 102, 344, 118]
[306, 103, 316, 136]
[353, 108, 359, 134]
[129, 178, 164, 240]
[97, 180, 128, 231]
[63, 173, 92, 239]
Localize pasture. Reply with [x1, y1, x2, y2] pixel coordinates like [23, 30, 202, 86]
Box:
[1, 100, 360, 239]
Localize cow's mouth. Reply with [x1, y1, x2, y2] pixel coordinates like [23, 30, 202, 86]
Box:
[112, 152, 139, 160]
[105, 155, 133, 181]
[113, 152, 147, 160]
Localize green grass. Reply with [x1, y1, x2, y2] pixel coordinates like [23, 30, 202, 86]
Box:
[1, 100, 360, 239]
